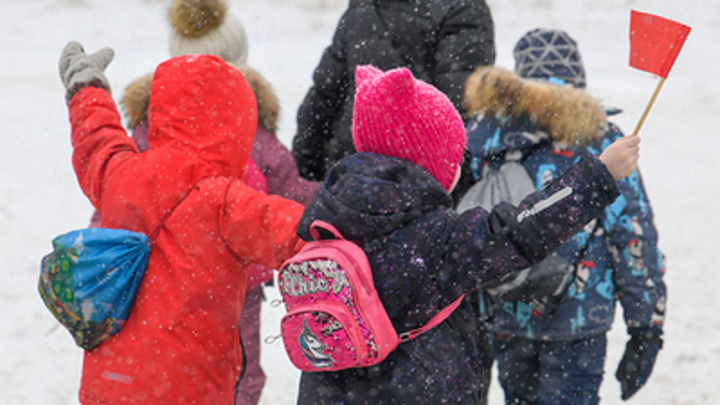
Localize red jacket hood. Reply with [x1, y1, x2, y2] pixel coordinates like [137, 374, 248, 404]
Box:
[147, 54, 257, 179]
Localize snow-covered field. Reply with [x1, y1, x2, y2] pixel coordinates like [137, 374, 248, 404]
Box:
[1, 0, 718, 403]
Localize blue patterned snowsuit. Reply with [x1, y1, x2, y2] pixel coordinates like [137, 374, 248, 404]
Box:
[464, 66, 666, 404]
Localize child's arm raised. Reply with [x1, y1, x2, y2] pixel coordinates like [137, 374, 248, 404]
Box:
[60, 42, 140, 209]
[449, 153, 625, 288]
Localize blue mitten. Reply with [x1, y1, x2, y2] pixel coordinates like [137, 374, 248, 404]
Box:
[615, 330, 663, 400]
[59, 41, 114, 104]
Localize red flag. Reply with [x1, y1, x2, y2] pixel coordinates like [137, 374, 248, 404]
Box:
[630, 10, 691, 78]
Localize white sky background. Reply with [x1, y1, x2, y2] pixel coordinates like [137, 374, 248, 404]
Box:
[1, 0, 718, 404]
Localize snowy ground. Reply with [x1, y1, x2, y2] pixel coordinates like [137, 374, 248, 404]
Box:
[1, 0, 718, 404]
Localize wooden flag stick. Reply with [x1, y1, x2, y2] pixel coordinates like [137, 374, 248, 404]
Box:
[630, 77, 666, 137]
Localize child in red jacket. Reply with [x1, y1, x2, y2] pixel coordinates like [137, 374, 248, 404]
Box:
[112, 2, 321, 402]
[59, 42, 306, 405]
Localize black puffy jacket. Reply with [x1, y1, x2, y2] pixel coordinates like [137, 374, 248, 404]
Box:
[292, 0, 495, 182]
[294, 152, 619, 404]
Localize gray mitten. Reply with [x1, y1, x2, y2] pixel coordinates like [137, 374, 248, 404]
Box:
[59, 41, 115, 104]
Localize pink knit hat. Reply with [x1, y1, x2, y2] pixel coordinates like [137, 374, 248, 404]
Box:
[352, 65, 466, 191]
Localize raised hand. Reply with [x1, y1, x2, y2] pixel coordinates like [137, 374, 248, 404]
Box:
[598, 135, 641, 180]
[59, 41, 115, 103]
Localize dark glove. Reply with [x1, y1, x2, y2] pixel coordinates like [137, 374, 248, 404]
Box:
[59, 41, 114, 104]
[615, 331, 663, 400]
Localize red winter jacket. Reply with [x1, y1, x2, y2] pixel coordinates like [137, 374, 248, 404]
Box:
[68, 55, 305, 405]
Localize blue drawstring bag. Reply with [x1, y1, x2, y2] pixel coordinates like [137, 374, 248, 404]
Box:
[38, 227, 151, 350]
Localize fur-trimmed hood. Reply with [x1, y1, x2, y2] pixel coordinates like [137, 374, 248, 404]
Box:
[230, 62, 280, 133]
[463, 66, 607, 146]
[122, 62, 279, 132]
[121, 73, 153, 130]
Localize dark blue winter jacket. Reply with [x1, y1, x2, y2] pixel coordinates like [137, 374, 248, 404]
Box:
[295, 151, 619, 404]
[463, 67, 666, 341]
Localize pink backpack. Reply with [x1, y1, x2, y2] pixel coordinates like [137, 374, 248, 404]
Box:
[278, 220, 464, 372]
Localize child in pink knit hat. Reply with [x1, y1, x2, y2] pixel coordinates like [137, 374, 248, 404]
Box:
[352, 65, 467, 192]
[292, 64, 641, 404]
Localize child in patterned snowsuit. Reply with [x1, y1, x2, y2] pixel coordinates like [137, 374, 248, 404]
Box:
[462, 28, 666, 404]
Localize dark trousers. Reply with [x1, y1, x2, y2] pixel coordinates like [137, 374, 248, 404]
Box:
[492, 334, 607, 405]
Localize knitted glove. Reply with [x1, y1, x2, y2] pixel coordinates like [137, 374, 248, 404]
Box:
[615, 330, 663, 400]
[59, 41, 114, 104]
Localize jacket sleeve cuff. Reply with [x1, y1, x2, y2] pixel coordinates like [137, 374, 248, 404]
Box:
[66, 79, 111, 104]
[581, 154, 621, 205]
[628, 325, 664, 338]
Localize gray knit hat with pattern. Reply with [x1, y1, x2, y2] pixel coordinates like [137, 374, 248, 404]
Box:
[513, 28, 586, 89]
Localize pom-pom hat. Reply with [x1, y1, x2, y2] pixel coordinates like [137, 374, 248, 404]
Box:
[352, 65, 466, 191]
[168, 0, 249, 64]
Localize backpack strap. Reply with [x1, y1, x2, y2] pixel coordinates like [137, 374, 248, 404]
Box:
[309, 220, 345, 241]
[309, 220, 465, 343]
[147, 186, 196, 242]
[565, 219, 602, 285]
[546, 219, 602, 314]
[399, 294, 465, 343]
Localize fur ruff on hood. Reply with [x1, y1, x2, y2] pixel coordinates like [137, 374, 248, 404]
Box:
[121, 73, 153, 130]
[463, 66, 607, 146]
[122, 63, 279, 132]
[231, 62, 280, 133]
